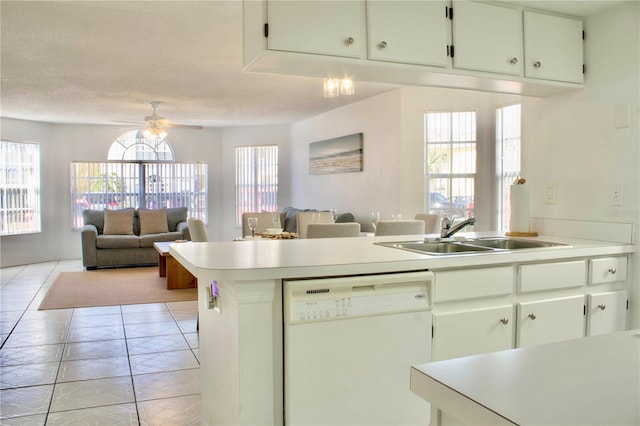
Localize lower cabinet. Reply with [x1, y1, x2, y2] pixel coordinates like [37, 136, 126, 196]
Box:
[586, 290, 628, 336]
[516, 295, 585, 347]
[432, 305, 513, 361]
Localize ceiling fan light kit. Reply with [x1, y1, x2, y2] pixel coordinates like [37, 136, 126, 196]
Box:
[143, 124, 168, 140]
[114, 102, 203, 138]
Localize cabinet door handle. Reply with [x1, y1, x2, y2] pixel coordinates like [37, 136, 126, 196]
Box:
[533, 61, 542, 68]
[598, 304, 606, 310]
[345, 37, 355, 46]
[528, 313, 536, 320]
[499, 318, 509, 325]
[510, 57, 518, 64]
[378, 41, 387, 49]
[608, 267, 617, 275]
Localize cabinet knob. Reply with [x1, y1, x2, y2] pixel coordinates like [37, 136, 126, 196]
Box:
[378, 41, 387, 49]
[510, 57, 518, 64]
[499, 318, 509, 325]
[598, 304, 606, 310]
[533, 61, 542, 68]
[608, 267, 617, 275]
[345, 37, 355, 46]
[528, 313, 537, 320]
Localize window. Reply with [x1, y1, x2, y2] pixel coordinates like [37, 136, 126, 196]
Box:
[496, 103, 521, 231]
[71, 131, 207, 229]
[1, 141, 41, 235]
[425, 111, 476, 221]
[235, 145, 278, 226]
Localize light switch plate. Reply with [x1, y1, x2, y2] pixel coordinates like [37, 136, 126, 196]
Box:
[610, 183, 623, 206]
[544, 184, 557, 204]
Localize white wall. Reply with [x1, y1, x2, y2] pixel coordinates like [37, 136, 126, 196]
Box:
[221, 125, 292, 241]
[290, 88, 518, 232]
[522, 1, 640, 328]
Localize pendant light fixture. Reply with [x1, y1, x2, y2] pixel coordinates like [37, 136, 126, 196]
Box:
[323, 77, 355, 98]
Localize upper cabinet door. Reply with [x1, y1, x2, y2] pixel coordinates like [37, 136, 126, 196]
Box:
[524, 10, 584, 83]
[267, 0, 366, 59]
[367, 0, 449, 67]
[452, 0, 523, 76]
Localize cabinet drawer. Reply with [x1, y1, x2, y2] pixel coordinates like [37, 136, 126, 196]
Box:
[519, 260, 585, 293]
[434, 267, 512, 303]
[590, 257, 627, 284]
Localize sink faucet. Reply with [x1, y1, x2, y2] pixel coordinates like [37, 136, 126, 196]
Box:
[440, 217, 476, 239]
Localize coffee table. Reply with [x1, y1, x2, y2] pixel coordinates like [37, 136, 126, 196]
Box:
[153, 241, 197, 290]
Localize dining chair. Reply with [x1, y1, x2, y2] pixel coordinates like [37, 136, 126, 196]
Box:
[306, 223, 361, 239]
[187, 218, 209, 242]
[374, 220, 425, 236]
[242, 212, 286, 237]
[414, 213, 440, 234]
[296, 211, 334, 239]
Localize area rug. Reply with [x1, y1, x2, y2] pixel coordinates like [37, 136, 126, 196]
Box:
[39, 267, 197, 310]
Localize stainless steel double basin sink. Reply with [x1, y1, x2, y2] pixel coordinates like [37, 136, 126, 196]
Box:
[377, 237, 569, 256]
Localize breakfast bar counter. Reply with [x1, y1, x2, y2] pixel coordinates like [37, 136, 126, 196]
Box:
[410, 330, 640, 425]
[169, 231, 634, 425]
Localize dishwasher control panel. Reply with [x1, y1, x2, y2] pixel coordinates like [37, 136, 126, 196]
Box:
[284, 271, 432, 324]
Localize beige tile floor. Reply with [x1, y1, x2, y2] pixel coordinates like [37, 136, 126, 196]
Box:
[0, 260, 201, 425]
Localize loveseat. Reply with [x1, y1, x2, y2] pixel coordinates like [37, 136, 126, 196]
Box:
[81, 207, 190, 269]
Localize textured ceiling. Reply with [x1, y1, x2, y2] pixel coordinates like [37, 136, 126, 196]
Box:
[0, 1, 621, 128]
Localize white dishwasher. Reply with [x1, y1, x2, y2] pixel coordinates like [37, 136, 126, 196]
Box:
[284, 271, 433, 426]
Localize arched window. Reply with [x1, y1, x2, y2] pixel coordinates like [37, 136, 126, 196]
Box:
[108, 130, 175, 161]
[70, 131, 207, 229]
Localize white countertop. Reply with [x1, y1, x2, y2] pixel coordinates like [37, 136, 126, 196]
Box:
[410, 330, 640, 425]
[170, 232, 634, 280]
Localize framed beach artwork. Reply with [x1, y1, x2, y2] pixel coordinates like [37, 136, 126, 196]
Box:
[309, 133, 363, 175]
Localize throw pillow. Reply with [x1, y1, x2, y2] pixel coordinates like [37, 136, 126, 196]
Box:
[335, 212, 355, 223]
[103, 209, 134, 235]
[139, 208, 169, 235]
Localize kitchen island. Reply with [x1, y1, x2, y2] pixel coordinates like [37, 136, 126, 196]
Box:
[170, 231, 634, 425]
[410, 330, 640, 425]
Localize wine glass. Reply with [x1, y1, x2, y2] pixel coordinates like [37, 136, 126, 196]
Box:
[272, 213, 281, 232]
[329, 208, 338, 222]
[247, 217, 258, 238]
[371, 211, 380, 232]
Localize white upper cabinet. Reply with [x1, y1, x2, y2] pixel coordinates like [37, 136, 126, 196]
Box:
[367, 0, 449, 67]
[451, 0, 523, 76]
[524, 10, 584, 83]
[266, 0, 366, 59]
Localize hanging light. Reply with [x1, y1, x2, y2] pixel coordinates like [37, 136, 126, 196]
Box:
[323, 77, 355, 98]
[339, 78, 355, 96]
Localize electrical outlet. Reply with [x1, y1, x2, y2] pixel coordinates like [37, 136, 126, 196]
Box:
[544, 184, 557, 204]
[610, 183, 623, 206]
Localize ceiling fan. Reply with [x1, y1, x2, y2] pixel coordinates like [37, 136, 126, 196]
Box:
[115, 102, 203, 139]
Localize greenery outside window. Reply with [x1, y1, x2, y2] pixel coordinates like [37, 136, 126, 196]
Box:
[1, 141, 41, 235]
